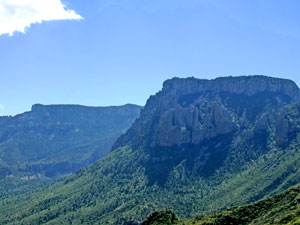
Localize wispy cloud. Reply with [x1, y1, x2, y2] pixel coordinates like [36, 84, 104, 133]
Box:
[0, 0, 82, 36]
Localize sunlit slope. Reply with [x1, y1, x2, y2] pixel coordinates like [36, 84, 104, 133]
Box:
[143, 182, 300, 225]
[1, 76, 300, 224]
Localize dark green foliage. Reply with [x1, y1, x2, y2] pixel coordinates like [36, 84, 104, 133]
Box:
[1, 76, 300, 224]
[144, 183, 300, 225]
[142, 210, 179, 225]
[189, 182, 300, 224]
[0, 104, 141, 195]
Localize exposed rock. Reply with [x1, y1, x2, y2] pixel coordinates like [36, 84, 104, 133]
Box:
[162, 76, 300, 100]
[152, 101, 236, 147]
[275, 103, 300, 147]
[114, 75, 300, 151]
[111, 76, 300, 185]
[275, 115, 290, 146]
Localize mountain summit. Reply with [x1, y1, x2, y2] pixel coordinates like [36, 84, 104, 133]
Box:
[114, 75, 300, 149]
[113, 75, 300, 185]
[2, 76, 300, 224]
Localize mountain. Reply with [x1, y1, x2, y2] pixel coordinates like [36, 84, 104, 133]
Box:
[0, 104, 141, 195]
[1, 75, 300, 224]
[142, 182, 300, 225]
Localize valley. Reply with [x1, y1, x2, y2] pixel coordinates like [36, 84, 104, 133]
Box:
[1, 76, 300, 224]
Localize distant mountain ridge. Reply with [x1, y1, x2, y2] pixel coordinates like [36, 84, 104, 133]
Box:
[0, 103, 141, 195]
[1, 75, 300, 224]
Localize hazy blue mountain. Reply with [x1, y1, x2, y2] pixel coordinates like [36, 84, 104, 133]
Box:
[1, 76, 300, 224]
[0, 104, 141, 195]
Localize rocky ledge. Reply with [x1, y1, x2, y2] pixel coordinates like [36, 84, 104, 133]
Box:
[162, 75, 300, 101]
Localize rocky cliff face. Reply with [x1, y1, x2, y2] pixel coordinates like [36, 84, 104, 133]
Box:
[162, 76, 300, 99]
[114, 75, 300, 150]
[113, 75, 300, 185]
[152, 101, 236, 147]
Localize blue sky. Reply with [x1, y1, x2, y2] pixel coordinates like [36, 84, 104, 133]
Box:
[0, 0, 300, 115]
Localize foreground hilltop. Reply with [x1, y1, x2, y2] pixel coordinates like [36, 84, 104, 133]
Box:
[1, 75, 300, 224]
[0, 104, 141, 195]
[143, 182, 300, 225]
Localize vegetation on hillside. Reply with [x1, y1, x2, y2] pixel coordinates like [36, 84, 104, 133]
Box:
[0, 104, 141, 195]
[142, 182, 300, 225]
[1, 76, 300, 224]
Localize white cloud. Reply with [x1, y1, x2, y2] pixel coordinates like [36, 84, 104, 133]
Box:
[0, 0, 82, 36]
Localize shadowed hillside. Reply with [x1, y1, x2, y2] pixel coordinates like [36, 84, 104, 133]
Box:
[1, 76, 300, 224]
